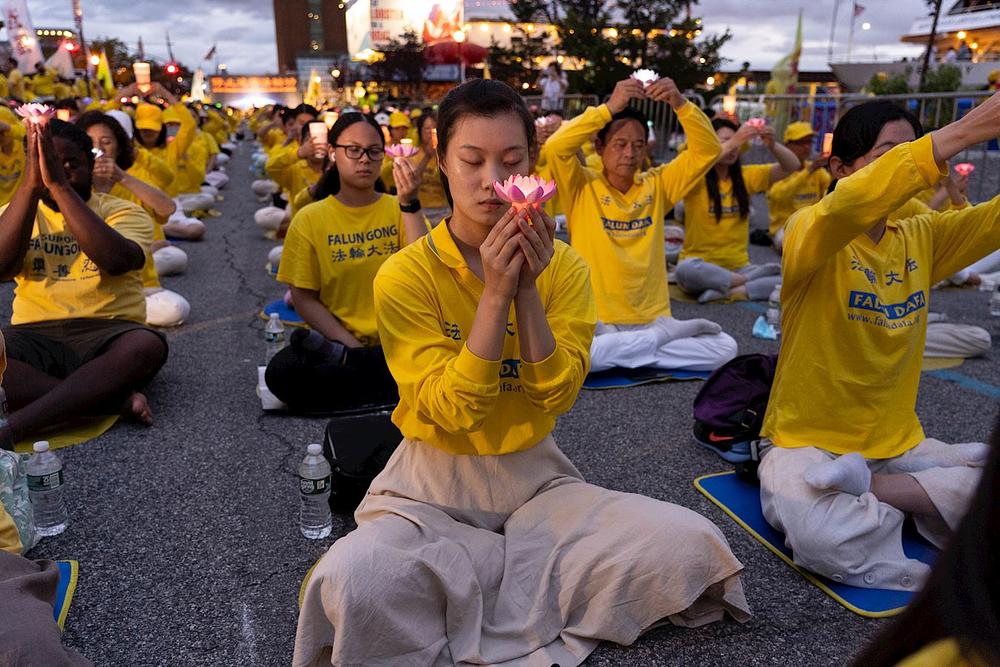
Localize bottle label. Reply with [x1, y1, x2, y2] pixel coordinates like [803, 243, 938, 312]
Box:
[28, 470, 63, 492]
[300, 474, 331, 495]
[265, 332, 285, 344]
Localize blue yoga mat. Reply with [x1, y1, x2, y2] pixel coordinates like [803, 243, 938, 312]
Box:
[54, 560, 78, 629]
[583, 368, 710, 390]
[694, 471, 937, 618]
[259, 298, 306, 327]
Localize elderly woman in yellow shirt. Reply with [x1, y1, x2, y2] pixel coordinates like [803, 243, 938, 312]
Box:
[293, 79, 749, 667]
[541, 78, 739, 373]
[675, 117, 800, 302]
[758, 96, 1000, 591]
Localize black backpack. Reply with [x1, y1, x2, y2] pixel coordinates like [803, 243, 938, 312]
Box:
[322, 411, 402, 513]
[692, 353, 778, 481]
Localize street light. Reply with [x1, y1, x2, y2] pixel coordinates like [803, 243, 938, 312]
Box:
[453, 30, 466, 82]
[861, 22, 871, 31]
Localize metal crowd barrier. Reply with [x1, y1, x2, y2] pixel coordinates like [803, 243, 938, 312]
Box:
[520, 94, 600, 118]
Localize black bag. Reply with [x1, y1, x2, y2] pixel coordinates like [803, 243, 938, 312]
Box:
[322, 411, 402, 513]
[692, 353, 778, 482]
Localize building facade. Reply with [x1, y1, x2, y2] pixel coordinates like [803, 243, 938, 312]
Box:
[273, 0, 349, 73]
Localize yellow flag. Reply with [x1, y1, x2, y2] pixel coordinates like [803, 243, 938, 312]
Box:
[304, 68, 321, 107]
[96, 49, 115, 98]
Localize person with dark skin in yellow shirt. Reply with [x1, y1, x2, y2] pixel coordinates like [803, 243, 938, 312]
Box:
[293, 79, 749, 667]
[0, 119, 168, 449]
[542, 77, 739, 373]
[675, 118, 799, 302]
[758, 96, 1000, 591]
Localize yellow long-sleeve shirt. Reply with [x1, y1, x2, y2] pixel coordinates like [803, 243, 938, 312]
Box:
[679, 164, 773, 270]
[148, 104, 197, 197]
[766, 163, 831, 235]
[0, 143, 25, 206]
[543, 102, 721, 324]
[762, 135, 1000, 459]
[266, 141, 300, 194]
[374, 220, 596, 456]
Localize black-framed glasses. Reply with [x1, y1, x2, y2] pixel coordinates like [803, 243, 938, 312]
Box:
[333, 144, 385, 161]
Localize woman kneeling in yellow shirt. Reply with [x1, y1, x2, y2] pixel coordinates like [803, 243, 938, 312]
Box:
[266, 113, 427, 413]
[293, 79, 750, 667]
[675, 118, 799, 302]
[759, 97, 1000, 590]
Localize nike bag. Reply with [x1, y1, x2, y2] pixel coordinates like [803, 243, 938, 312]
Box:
[692, 353, 777, 478]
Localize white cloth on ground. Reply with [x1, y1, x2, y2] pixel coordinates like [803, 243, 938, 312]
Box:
[255, 206, 287, 231]
[267, 245, 283, 268]
[204, 170, 229, 189]
[759, 438, 982, 591]
[590, 319, 737, 373]
[251, 178, 279, 199]
[163, 213, 205, 240]
[144, 287, 190, 327]
[176, 193, 215, 214]
[294, 436, 750, 667]
[152, 245, 188, 276]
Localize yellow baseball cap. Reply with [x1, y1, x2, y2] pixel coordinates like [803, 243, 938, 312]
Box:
[784, 121, 815, 142]
[135, 103, 164, 132]
[388, 111, 411, 128]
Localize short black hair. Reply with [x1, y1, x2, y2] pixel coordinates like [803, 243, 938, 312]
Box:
[76, 111, 135, 170]
[596, 107, 648, 144]
[49, 118, 95, 169]
[832, 100, 923, 167]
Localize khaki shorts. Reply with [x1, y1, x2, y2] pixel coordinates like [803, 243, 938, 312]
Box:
[2, 318, 167, 379]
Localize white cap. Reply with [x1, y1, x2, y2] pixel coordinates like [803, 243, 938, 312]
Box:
[106, 110, 134, 139]
[307, 444, 322, 455]
[33, 441, 50, 452]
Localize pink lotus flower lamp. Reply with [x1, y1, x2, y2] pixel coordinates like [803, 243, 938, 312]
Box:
[16, 103, 55, 126]
[386, 138, 418, 160]
[631, 69, 660, 87]
[954, 162, 975, 177]
[493, 174, 557, 212]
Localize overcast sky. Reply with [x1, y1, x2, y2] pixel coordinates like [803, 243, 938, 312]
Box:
[25, 0, 934, 73]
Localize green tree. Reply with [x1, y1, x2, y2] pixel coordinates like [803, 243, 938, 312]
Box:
[492, 0, 728, 97]
[370, 30, 425, 87]
[921, 64, 962, 93]
[868, 70, 911, 95]
[487, 31, 553, 91]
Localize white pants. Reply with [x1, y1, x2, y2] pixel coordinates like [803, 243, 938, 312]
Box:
[947, 248, 1000, 285]
[255, 206, 287, 232]
[204, 170, 229, 189]
[176, 193, 215, 214]
[924, 320, 991, 358]
[590, 320, 737, 373]
[152, 245, 188, 276]
[144, 287, 190, 327]
[251, 178, 279, 200]
[759, 439, 982, 591]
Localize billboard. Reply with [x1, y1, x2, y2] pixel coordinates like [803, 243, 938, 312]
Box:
[347, 0, 463, 57]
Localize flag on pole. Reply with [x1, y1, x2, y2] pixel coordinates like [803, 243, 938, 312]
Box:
[3, 0, 44, 72]
[96, 49, 115, 97]
[853, 3, 866, 17]
[138, 35, 145, 60]
[304, 68, 322, 107]
[764, 9, 803, 130]
[203, 44, 216, 61]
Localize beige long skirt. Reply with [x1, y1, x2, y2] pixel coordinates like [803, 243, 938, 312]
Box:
[293, 436, 750, 666]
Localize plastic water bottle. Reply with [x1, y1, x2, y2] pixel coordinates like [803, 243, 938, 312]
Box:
[264, 313, 286, 363]
[26, 441, 67, 537]
[299, 444, 332, 539]
[765, 285, 782, 337]
[990, 284, 1000, 317]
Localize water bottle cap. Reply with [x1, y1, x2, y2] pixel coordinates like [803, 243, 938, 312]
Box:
[307, 443, 322, 455]
[32, 441, 50, 452]
[270, 313, 280, 320]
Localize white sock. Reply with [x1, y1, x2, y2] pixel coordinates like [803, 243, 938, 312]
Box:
[804, 452, 872, 496]
[650, 316, 723, 346]
[698, 289, 728, 303]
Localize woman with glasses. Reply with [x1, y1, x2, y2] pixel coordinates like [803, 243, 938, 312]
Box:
[265, 113, 429, 413]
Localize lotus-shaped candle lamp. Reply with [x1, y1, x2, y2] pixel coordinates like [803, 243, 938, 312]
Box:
[16, 103, 55, 125]
[493, 174, 557, 211]
[954, 162, 975, 176]
[631, 69, 660, 87]
[386, 140, 418, 159]
[745, 117, 766, 129]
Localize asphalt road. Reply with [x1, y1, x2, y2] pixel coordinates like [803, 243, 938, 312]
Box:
[7, 138, 999, 666]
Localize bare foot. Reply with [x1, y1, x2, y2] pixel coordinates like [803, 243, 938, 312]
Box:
[121, 392, 153, 426]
